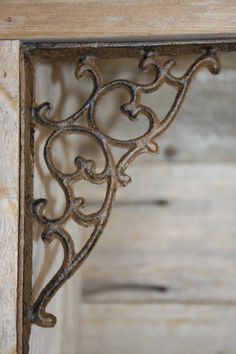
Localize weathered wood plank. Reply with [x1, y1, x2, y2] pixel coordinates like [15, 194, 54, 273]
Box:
[82, 163, 236, 304]
[0, 1, 236, 40]
[80, 303, 236, 354]
[0, 40, 20, 354]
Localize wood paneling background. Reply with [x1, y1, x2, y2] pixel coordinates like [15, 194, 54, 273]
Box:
[30, 53, 236, 354]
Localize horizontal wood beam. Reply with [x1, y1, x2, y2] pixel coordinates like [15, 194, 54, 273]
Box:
[0, 1, 236, 40]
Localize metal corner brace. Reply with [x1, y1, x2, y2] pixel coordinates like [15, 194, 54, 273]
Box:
[22, 40, 226, 329]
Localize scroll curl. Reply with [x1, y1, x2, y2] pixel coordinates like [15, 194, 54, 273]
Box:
[30, 49, 220, 327]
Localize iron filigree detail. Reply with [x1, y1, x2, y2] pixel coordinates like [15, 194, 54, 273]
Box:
[30, 49, 221, 327]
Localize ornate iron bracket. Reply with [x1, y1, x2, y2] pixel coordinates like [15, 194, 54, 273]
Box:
[28, 44, 221, 328]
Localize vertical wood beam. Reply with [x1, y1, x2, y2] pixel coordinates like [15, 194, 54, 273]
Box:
[0, 40, 20, 354]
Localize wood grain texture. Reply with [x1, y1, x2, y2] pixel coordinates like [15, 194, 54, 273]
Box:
[0, 1, 236, 40]
[0, 40, 19, 354]
[80, 303, 236, 354]
[82, 163, 236, 304]
[81, 163, 236, 353]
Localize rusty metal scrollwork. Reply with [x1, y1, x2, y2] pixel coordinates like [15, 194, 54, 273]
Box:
[30, 49, 221, 327]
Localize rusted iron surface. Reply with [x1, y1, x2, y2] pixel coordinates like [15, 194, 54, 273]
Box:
[23, 37, 236, 60]
[27, 44, 221, 328]
[18, 48, 34, 354]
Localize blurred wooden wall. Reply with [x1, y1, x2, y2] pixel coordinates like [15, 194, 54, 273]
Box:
[30, 53, 236, 354]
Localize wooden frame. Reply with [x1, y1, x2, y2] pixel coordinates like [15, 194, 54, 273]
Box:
[0, 1, 236, 40]
[0, 2, 236, 354]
